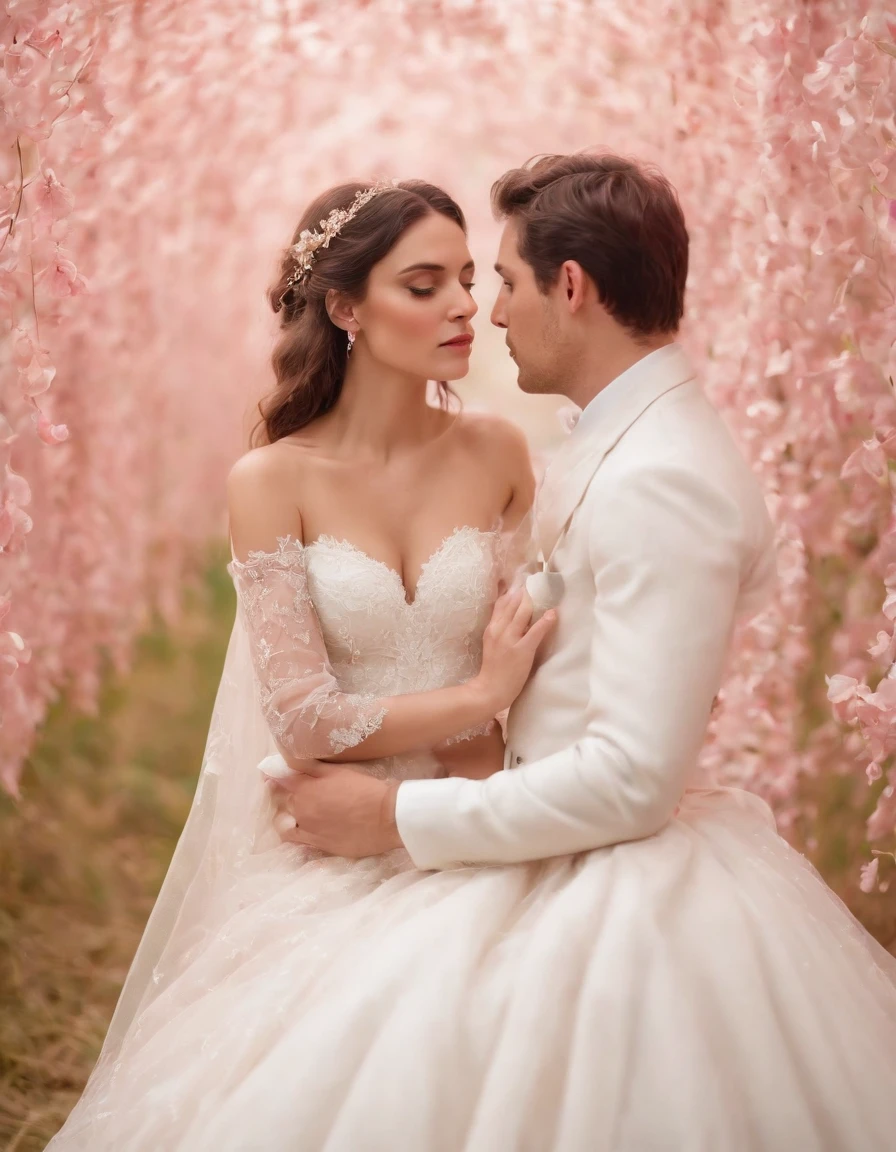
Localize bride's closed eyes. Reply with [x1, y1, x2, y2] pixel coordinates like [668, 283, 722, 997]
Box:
[408, 282, 476, 298]
[397, 257, 476, 300]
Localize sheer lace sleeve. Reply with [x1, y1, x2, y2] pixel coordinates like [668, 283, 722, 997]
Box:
[228, 537, 387, 757]
[441, 719, 495, 745]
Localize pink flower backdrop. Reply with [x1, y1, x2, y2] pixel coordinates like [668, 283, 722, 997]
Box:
[2, 1, 895, 881]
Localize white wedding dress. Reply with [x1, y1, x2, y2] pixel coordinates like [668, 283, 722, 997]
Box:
[48, 526, 896, 1151]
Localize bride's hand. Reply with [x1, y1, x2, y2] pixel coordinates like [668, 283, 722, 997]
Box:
[261, 755, 336, 837]
[473, 588, 556, 713]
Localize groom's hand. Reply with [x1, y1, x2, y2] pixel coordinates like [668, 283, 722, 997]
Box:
[268, 762, 402, 858]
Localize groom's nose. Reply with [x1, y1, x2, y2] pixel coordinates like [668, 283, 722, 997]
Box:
[490, 295, 507, 329]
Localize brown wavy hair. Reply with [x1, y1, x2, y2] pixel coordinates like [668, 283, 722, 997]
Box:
[492, 153, 688, 337]
[253, 180, 466, 446]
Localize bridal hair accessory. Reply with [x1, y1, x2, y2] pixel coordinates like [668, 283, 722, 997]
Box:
[285, 179, 400, 292]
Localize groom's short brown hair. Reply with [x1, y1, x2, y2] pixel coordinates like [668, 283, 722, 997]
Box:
[492, 153, 688, 337]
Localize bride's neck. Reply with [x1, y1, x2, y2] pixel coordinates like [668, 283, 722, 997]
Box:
[322, 351, 442, 462]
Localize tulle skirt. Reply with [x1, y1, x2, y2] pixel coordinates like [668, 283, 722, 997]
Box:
[48, 786, 896, 1151]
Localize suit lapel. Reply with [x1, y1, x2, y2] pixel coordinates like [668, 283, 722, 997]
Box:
[535, 346, 696, 562]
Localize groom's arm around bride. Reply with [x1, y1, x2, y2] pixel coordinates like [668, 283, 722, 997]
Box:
[396, 410, 777, 869]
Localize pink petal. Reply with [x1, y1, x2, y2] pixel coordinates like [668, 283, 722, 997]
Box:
[0, 506, 13, 549]
[13, 332, 33, 368]
[823, 37, 856, 68]
[35, 412, 69, 445]
[859, 857, 880, 894]
[3, 41, 49, 88]
[5, 470, 31, 507]
[35, 168, 74, 219]
[765, 347, 792, 377]
[868, 630, 895, 659]
[826, 674, 858, 704]
[0, 630, 30, 675]
[19, 353, 55, 397]
[47, 258, 88, 298]
[841, 438, 889, 484]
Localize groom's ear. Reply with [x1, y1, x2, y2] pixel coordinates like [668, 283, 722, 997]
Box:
[559, 260, 591, 314]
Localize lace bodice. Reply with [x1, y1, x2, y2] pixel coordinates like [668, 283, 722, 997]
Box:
[228, 526, 499, 779]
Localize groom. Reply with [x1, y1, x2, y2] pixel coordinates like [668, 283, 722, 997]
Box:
[263, 152, 776, 866]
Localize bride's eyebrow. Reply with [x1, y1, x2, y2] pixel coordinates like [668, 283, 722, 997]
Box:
[398, 260, 476, 275]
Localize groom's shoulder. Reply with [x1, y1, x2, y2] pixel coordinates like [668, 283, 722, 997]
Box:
[613, 382, 744, 466]
[594, 386, 766, 519]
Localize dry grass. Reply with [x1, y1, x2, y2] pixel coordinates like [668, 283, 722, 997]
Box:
[0, 550, 234, 1151]
[0, 547, 894, 1150]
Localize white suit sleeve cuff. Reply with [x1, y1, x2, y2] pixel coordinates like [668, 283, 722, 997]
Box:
[395, 776, 477, 871]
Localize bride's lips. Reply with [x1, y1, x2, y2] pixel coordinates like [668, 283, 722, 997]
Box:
[440, 335, 474, 350]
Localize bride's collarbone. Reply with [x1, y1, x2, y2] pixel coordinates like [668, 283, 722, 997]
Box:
[275, 433, 506, 586]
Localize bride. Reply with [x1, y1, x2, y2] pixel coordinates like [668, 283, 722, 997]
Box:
[47, 178, 551, 1149]
[48, 172, 896, 1151]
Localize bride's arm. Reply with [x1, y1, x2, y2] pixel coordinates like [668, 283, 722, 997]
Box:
[228, 451, 552, 766]
[433, 723, 507, 780]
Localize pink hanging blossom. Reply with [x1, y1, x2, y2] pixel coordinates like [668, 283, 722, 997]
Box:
[860, 856, 880, 893]
[34, 411, 69, 445]
[34, 168, 74, 220]
[46, 252, 88, 297]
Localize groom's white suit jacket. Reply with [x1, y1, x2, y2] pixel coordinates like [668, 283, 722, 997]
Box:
[396, 344, 776, 870]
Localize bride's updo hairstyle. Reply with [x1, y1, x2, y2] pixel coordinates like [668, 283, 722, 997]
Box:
[254, 180, 466, 446]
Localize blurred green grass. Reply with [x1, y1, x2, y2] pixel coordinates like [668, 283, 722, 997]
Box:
[0, 543, 894, 1150]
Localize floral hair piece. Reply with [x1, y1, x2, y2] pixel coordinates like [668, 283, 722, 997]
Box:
[284, 179, 400, 292]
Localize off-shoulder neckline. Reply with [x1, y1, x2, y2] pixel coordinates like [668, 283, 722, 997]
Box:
[228, 524, 500, 607]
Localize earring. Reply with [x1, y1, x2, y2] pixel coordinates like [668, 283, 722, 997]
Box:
[347, 331, 355, 354]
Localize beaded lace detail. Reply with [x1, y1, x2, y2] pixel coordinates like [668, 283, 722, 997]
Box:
[228, 527, 498, 769]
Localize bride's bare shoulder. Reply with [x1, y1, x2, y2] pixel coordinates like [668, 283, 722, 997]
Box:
[456, 410, 533, 476]
[227, 439, 312, 498]
[452, 410, 535, 520]
[453, 409, 530, 463]
[227, 440, 309, 557]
